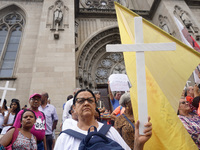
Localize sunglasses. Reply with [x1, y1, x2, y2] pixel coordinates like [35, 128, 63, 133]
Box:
[180, 101, 189, 104]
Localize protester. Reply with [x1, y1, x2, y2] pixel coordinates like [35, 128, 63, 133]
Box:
[0, 99, 8, 133]
[108, 82, 121, 111]
[185, 86, 194, 104]
[178, 98, 200, 149]
[115, 93, 135, 149]
[62, 88, 81, 122]
[39, 92, 58, 150]
[1, 99, 20, 134]
[13, 93, 47, 150]
[55, 89, 152, 150]
[93, 91, 105, 113]
[0, 109, 37, 150]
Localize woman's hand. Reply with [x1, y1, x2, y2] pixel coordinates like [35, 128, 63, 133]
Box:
[134, 116, 152, 150]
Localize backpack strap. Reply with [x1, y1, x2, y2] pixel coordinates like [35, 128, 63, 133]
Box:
[98, 124, 111, 135]
[60, 129, 86, 140]
[122, 114, 135, 130]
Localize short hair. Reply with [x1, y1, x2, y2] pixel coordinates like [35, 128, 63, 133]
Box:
[42, 92, 49, 98]
[73, 89, 96, 105]
[114, 91, 121, 97]
[67, 95, 73, 100]
[119, 93, 131, 107]
[93, 91, 101, 95]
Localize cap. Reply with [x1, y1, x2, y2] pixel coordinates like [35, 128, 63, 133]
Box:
[29, 93, 41, 100]
[119, 92, 131, 107]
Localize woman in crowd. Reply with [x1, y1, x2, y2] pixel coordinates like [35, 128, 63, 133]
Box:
[55, 89, 152, 150]
[114, 92, 135, 149]
[1, 99, 20, 134]
[0, 109, 37, 150]
[0, 99, 8, 133]
[178, 97, 200, 149]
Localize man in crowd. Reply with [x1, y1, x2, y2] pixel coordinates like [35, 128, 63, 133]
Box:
[185, 86, 194, 104]
[62, 88, 80, 122]
[39, 92, 58, 150]
[108, 82, 121, 111]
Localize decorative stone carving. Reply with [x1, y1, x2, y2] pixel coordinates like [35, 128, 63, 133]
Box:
[46, 0, 69, 39]
[101, 59, 112, 68]
[80, 0, 128, 9]
[158, 15, 175, 36]
[77, 27, 125, 88]
[174, 5, 200, 41]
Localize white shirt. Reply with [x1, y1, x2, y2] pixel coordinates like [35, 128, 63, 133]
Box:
[54, 121, 131, 150]
[62, 99, 73, 122]
[62, 118, 77, 131]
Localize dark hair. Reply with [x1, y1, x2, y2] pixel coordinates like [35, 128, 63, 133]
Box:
[42, 92, 49, 99]
[0, 99, 8, 110]
[73, 89, 96, 105]
[10, 99, 20, 123]
[68, 105, 74, 115]
[67, 95, 73, 101]
[10, 99, 21, 113]
[20, 109, 36, 122]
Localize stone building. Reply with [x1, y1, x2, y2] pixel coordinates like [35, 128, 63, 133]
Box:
[0, 0, 199, 125]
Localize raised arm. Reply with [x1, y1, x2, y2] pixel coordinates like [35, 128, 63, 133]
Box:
[108, 81, 114, 101]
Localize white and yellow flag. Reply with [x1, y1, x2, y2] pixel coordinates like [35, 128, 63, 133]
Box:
[114, 2, 200, 150]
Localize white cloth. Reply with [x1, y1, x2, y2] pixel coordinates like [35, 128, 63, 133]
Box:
[62, 99, 73, 122]
[54, 121, 131, 150]
[0, 113, 5, 129]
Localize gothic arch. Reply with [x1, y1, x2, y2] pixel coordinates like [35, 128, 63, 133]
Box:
[76, 26, 126, 88]
[0, 5, 26, 77]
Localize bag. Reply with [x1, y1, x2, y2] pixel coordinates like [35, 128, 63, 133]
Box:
[61, 124, 124, 150]
[5, 127, 19, 150]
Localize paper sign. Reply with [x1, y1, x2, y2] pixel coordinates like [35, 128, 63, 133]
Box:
[108, 74, 131, 91]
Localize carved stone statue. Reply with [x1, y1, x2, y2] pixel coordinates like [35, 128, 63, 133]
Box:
[158, 15, 170, 34]
[180, 10, 192, 28]
[54, 2, 63, 26]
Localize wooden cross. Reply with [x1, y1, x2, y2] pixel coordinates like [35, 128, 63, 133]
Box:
[106, 17, 176, 134]
[0, 81, 16, 107]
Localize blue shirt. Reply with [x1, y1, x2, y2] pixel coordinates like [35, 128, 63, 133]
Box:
[110, 98, 119, 111]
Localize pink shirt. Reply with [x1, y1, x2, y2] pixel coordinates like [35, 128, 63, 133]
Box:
[13, 110, 46, 141]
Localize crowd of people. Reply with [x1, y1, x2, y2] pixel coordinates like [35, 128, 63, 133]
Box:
[0, 92, 58, 150]
[0, 82, 199, 150]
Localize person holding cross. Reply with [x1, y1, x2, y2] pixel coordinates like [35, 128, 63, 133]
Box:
[13, 93, 47, 150]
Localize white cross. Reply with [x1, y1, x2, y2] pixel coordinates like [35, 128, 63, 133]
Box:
[0, 81, 16, 107]
[106, 17, 176, 134]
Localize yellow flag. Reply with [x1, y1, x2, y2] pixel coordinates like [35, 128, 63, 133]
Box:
[114, 2, 200, 150]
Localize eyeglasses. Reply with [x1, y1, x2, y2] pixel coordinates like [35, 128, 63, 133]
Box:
[76, 97, 95, 104]
[180, 101, 189, 104]
[31, 98, 41, 101]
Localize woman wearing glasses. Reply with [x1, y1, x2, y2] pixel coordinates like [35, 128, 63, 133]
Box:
[0, 109, 37, 150]
[178, 98, 200, 149]
[55, 89, 152, 150]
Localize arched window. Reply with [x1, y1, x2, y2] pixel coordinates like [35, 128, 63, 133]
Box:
[0, 12, 24, 77]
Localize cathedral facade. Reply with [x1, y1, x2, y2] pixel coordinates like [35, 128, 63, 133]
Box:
[0, 0, 199, 123]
